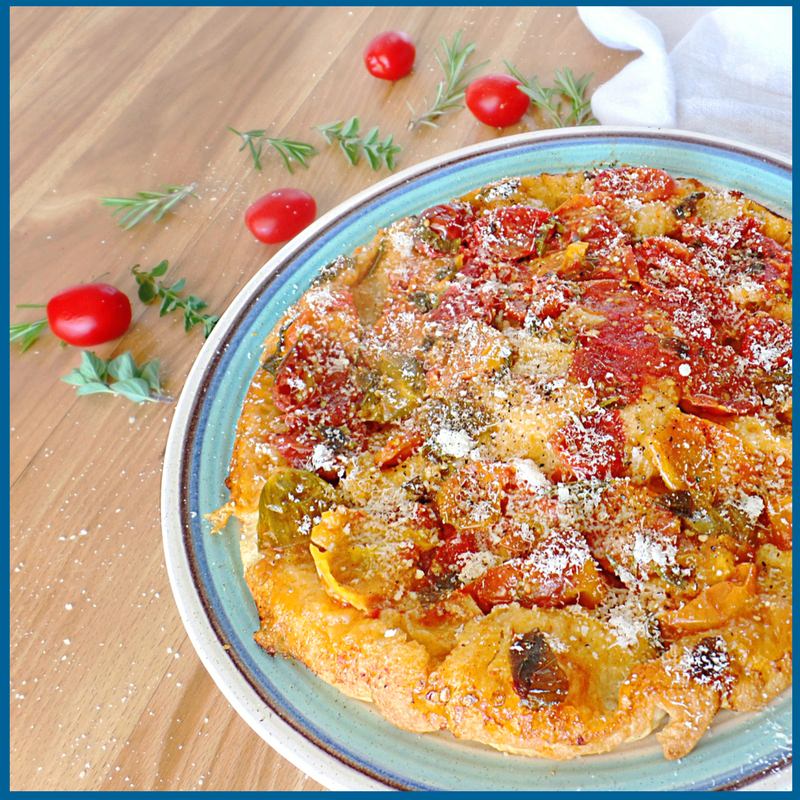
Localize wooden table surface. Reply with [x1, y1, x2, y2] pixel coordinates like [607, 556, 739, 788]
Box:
[10, 6, 633, 790]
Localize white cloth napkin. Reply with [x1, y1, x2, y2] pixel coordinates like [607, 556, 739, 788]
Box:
[577, 6, 792, 156]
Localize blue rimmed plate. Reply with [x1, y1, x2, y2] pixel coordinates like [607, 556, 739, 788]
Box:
[162, 128, 792, 791]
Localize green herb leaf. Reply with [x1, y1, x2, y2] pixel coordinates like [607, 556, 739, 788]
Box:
[228, 126, 266, 171]
[9, 319, 47, 352]
[110, 377, 153, 404]
[316, 117, 401, 171]
[138, 359, 163, 393]
[101, 184, 197, 230]
[229, 127, 318, 173]
[132, 261, 218, 338]
[75, 382, 114, 396]
[62, 351, 169, 404]
[408, 31, 487, 130]
[107, 352, 137, 381]
[81, 350, 108, 382]
[505, 62, 597, 128]
[267, 137, 318, 173]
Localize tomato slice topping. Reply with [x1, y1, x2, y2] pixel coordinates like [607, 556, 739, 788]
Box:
[435, 461, 514, 530]
[428, 279, 495, 330]
[579, 214, 637, 281]
[740, 315, 792, 374]
[273, 331, 361, 426]
[269, 326, 366, 469]
[592, 166, 676, 202]
[570, 281, 673, 403]
[465, 528, 607, 612]
[413, 202, 474, 256]
[679, 341, 762, 416]
[470, 205, 552, 260]
[511, 274, 575, 328]
[678, 216, 792, 294]
[552, 409, 626, 480]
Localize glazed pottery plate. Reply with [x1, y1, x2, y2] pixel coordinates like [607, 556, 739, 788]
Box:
[162, 128, 792, 791]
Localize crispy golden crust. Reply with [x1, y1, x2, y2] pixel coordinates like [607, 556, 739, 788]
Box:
[223, 168, 792, 760]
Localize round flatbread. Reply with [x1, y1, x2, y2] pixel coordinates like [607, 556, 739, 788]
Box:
[217, 167, 792, 760]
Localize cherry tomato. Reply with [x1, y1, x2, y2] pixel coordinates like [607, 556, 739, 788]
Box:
[465, 74, 529, 128]
[363, 31, 416, 81]
[46, 283, 132, 346]
[245, 189, 316, 244]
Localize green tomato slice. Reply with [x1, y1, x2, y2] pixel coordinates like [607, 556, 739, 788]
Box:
[257, 468, 337, 549]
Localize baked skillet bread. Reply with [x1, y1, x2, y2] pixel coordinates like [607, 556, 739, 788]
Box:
[213, 166, 792, 760]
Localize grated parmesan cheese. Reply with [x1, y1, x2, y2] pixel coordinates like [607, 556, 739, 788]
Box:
[432, 428, 476, 459]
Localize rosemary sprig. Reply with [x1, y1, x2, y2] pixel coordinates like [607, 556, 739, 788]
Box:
[505, 63, 597, 127]
[101, 183, 197, 230]
[408, 31, 487, 130]
[553, 68, 597, 126]
[132, 260, 219, 338]
[317, 117, 401, 170]
[62, 350, 170, 404]
[10, 319, 47, 352]
[269, 137, 318, 173]
[228, 127, 318, 173]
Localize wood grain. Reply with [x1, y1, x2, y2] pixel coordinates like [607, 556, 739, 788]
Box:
[9, 6, 632, 790]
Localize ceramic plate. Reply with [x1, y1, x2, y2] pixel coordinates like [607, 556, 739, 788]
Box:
[162, 128, 792, 791]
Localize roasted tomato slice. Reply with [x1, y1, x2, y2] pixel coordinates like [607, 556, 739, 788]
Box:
[592, 166, 676, 202]
[678, 340, 762, 417]
[428, 279, 495, 330]
[270, 325, 365, 469]
[273, 329, 361, 426]
[739, 315, 792, 374]
[552, 408, 626, 480]
[435, 461, 515, 530]
[466, 529, 607, 612]
[570, 288, 671, 404]
[413, 202, 474, 256]
[470, 205, 552, 260]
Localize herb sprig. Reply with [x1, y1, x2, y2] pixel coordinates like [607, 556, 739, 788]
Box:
[10, 318, 47, 352]
[228, 127, 318, 173]
[132, 260, 219, 338]
[62, 350, 169, 404]
[101, 184, 197, 230]
[317, 118, 401, 170]
[505, 63, 597, 127]
[408, 31, 486, 130]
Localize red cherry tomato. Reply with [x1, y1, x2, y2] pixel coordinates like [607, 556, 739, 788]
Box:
[364, 31, 416, 81]
[465, 74, 529, 128]
[46, 283, 132, 347]
[245, 189, 316, 244]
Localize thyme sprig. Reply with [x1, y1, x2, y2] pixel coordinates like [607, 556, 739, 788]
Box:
[101, 183, 197, 230]
[62, 350, 169, 404]
[505, 63, 597, 127]
[228, 127, 318, 173]
[317, 117, 401, 170]
[408, 31, 487, 130]
[132, 260, 219, 338]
